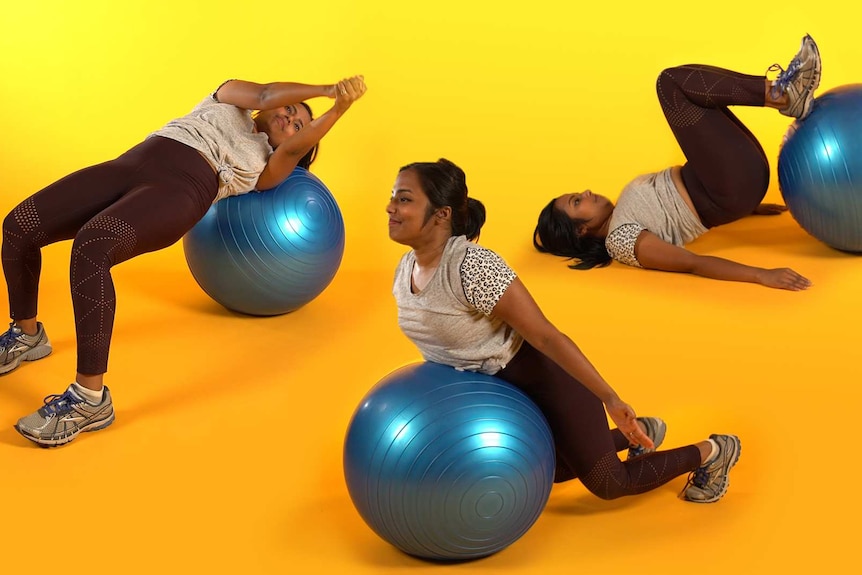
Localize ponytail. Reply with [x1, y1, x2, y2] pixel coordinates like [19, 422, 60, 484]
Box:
[462, 197, 486, 241]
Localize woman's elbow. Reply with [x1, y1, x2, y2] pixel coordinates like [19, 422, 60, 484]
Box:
[525, 325, 564, 353]
[255, 84, 281, 110]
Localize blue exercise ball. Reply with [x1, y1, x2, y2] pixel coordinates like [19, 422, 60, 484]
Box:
[182, 167, 345, 316]
[343, 362, 555, 561]
[778, 84, 862, 252]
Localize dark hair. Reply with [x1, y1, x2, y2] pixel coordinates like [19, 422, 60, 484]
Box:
[296, 102, 318, 170]
[533, 198, 611, 270]
[399, 158, 486, 241]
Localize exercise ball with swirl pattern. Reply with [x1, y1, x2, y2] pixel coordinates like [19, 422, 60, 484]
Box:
[343, 362, 556, 561]
[183, 167, 345, 315]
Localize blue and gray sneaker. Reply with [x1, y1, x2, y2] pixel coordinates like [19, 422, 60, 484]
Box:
[627, 416, 667, 460]
[15, 385, 115, 447]
[680, 434, 742, 503]
[0, 322, 52, 375]
[769, 34, 821, 119]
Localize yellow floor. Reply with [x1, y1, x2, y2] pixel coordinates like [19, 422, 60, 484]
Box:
[0, 209, 859, 574]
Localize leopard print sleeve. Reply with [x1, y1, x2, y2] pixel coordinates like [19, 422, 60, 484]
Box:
[605, 223, 645, 268]
[459, 246, 516, 315]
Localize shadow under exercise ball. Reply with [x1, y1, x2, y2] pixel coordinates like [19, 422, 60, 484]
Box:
[183, 167, 345, 315]
[778, 84, 862, 252]
[343, 362, 556, 561]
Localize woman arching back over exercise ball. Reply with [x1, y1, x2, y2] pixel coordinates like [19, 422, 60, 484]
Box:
[1, 75, 367, 447]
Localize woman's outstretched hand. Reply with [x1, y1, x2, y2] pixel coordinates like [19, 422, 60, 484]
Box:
[329, 75, 367, 111]
[757, 267, 812, 290]
[606, 397, 654, 450]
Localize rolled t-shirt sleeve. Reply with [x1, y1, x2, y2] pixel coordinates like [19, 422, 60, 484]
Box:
[606, 223, 645, 268]
[459, 246, 517, 315]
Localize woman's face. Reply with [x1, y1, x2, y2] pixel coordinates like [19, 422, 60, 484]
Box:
[254, 104, 312, 148]
[553, 190, 614, 236]
[387, 169, 436, 245]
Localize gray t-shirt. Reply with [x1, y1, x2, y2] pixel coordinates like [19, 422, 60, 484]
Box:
[149, 91, 273, 201]
[605, 168, 707, 267]
[392, 235, 523, 375]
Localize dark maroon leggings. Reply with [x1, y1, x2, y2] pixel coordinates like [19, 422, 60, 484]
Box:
[497, 341, 702, 499]
[2, 137, 218, 374]
[657, 65, 770, 228]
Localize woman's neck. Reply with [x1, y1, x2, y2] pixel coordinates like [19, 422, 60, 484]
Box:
[412, 236, 449, 268]
[596, 213, 612, 238]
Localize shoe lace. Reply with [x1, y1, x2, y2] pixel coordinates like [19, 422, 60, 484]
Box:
[0, 323, 22, 349]
[767, 55, 803, 100]
[39, 391, 81, 417]
[691, 466, 711, 489]
[678, 466, 712, 499]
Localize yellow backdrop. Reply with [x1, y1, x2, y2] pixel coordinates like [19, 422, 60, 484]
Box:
[1, 1, 859, 573]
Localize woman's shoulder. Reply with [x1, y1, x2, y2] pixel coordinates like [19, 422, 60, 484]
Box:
[446, 236, 504, 264]
[183, 90, 252, 118]
[182, 93, 223, 115]
[456, 241, 515, 285]
[605, 223, 645, 268]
